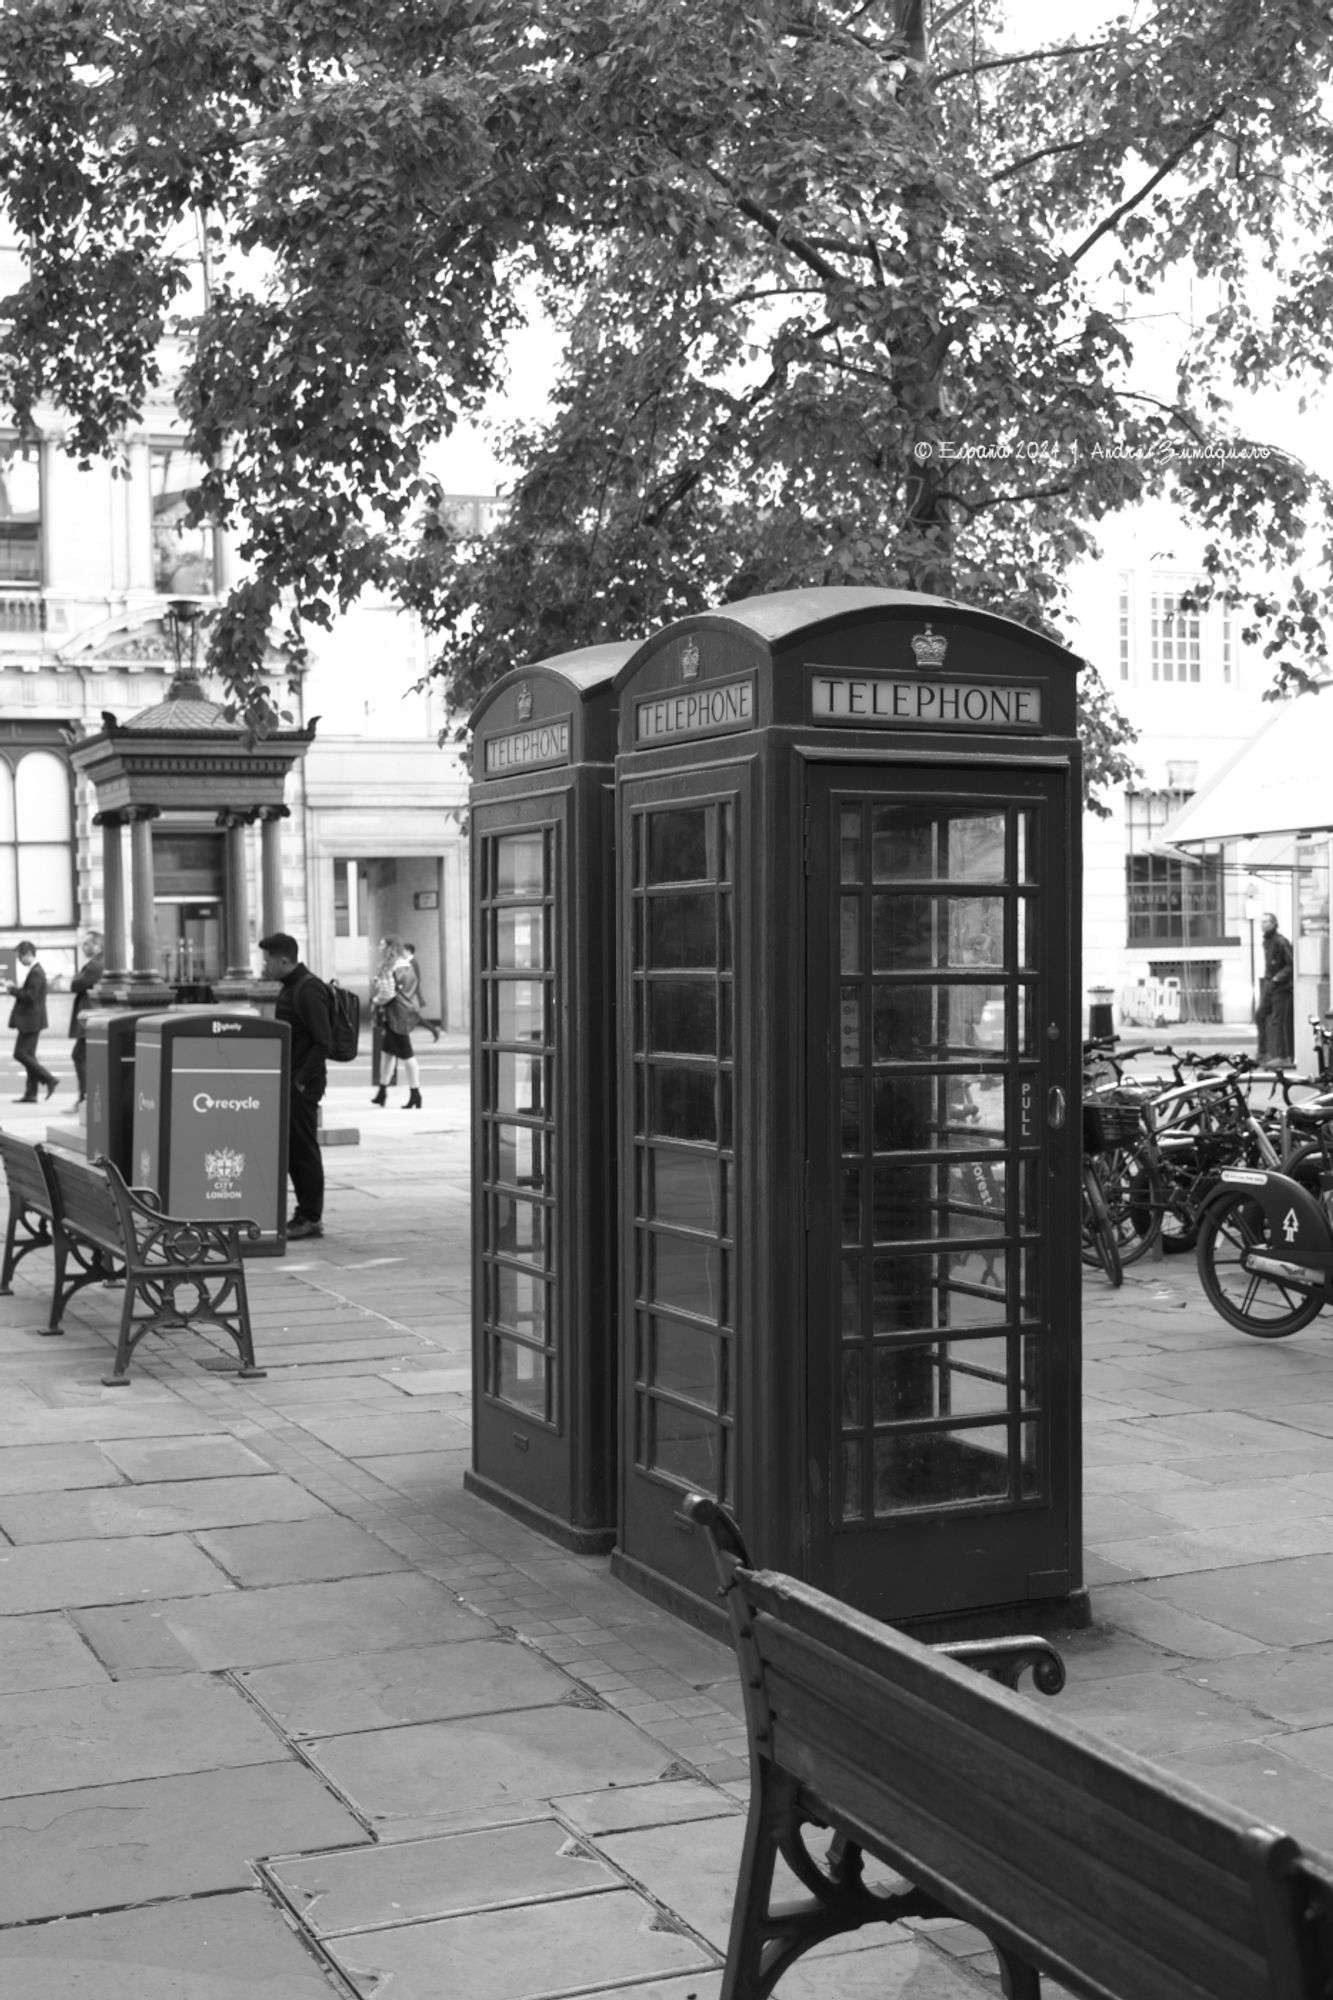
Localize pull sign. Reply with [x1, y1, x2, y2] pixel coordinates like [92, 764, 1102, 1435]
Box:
[1020, 1079, 1034, 1141]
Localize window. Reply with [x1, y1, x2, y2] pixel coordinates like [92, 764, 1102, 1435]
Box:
[333, 859, 371, 939]
[1150, 590, 1202, 682]
[0, 750, 74, 927]
[0, 442, 40, 585]
[150, 445, 215, 595]
[1117, 574, 1132, 681]
[1124, 790, 1225, 946]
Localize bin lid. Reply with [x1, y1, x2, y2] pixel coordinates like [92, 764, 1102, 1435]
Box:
[611, 586, 1082, 754]
[469, 640, 637, 776]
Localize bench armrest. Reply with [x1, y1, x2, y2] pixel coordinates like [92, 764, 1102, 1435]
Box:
[92, 1155, 262, 1254]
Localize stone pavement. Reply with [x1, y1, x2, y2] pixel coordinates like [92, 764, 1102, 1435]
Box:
[1, 1035, 1333, 1994]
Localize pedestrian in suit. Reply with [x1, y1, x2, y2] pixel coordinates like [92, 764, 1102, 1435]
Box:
[6, 940, 57, 1102]
[69, 930, 104, 1106]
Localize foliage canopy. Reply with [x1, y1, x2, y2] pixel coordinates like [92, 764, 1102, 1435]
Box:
[4, 0, 1333, 796]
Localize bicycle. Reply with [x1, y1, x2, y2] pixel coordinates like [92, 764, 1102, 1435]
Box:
[1195, 1096, 1333, 1335]
[1080, 1098, 1123, 1286]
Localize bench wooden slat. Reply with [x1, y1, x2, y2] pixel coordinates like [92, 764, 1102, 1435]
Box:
[684, 1496, 1324, 2000]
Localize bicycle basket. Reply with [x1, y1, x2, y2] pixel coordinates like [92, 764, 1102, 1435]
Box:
[1082, 1099, 1141, 1153]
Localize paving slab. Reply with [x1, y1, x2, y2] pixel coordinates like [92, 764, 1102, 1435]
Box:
[0, 1441, 124, 1493]
[306, 1705, 671, 1836]
[555, 1779, 742, 1836]
[323, 1886, 714, 2000]
[0, 1532, 233, 1613]
[1181, 1643, 1333, 1728]
[0, 1610, 110, 1693]
[347, 1448, 472, 1493]
[0, 1673, 288, 1796]
[239, 1636, 572, 1737]
[0, 1473, 331, 1543]
[1153, 1737, 1333, 1852]
[270, 1818, 619, 1937]
[0, 1890, 341, 1997]
[72, 1572, 491, 1673]
[1046, 1665, 1266, 1759]
[286, 1409, 467, 1457]
[0, 1761, 369, 1923]
[1133, 1555, 1333, 1647]
[194, 1517, 410, 1587]
[97, 1435, 279, 1482]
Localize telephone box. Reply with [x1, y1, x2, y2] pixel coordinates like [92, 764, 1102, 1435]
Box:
[465, 643, 634, 1552]
[610, 588, 1086, 1634]
[131, 1012, 290, 1254]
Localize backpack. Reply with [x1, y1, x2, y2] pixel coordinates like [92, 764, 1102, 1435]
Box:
[295, 970, 360, 1062]
[325, 980, 361, 1062]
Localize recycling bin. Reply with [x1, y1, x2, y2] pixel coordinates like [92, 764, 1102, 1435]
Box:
[85, 1009, 142, 1180]
[131, 1011, 290, 1255]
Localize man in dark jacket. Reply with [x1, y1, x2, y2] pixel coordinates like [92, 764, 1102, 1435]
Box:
[1256, 911, 1295, 1065]
[69, 930, 104, 1106]
[6, 940, 57, 1102]
[259, 932, 332, 1239]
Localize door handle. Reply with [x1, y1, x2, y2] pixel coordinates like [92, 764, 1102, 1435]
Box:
[1048, 1086, 1066, 1129]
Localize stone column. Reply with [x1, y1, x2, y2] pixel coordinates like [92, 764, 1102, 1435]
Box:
[128, 805, 163, 990]
[93, 810, 130, 984]
[215, 807, 257, 995]
[258, 805, 290, 939]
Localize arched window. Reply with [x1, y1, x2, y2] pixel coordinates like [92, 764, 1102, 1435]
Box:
[1, 750, 74, 927]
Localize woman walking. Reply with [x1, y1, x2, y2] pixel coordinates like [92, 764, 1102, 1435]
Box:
[370, 938, 423, 1108]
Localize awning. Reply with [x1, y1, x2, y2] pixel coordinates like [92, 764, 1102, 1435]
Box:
[1158, 690, 1333, 847]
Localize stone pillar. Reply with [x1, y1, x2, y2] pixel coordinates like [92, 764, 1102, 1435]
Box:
[214, 807, 257, 999]
[258, 805, 290, 938]
[128, 805, 164, 991]
[94, 810, 129, 982]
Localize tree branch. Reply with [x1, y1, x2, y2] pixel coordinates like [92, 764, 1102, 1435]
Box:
[705, 169, 849, 286]
[936, 37, 1127, 84]
[1066, 114, 1226, 267]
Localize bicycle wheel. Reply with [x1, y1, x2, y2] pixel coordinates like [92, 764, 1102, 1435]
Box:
[1082, 1164, 1123, 1287]
[1100, 1143, 1163, 1265]
[1196, 1188, 1323, 1336]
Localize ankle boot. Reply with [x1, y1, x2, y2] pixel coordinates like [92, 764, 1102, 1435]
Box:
[404, 1088, 422, 1109]
[371, 1085, 387, 1107]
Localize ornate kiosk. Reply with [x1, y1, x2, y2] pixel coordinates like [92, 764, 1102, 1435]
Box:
[609, 589, 1087, 1633]
[465, 644, 633, 1552]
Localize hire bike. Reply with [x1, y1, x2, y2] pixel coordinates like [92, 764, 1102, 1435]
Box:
[1194, 1094, 1333, 1335]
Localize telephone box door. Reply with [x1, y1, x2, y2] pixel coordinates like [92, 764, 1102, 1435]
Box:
[806, 763, 1078, 1623]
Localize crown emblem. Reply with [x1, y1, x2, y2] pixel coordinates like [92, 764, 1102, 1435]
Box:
[910, 623, 948, 668]
[681, 637, 701, 682]
[515, 681, 533, 721]
[205, 1148, 244, 1180]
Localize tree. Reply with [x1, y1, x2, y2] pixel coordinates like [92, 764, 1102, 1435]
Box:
[3, 1, 1333, 798]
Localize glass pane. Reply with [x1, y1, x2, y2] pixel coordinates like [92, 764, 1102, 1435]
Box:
[650, 1401, 722, 1489]
[841, 1347, 864, 1425]
[495, 1053, 544, 1116]
[840, 1079, 862, 1152]
[0, 763, 14, 841]
[0, 847, 17, 927]
[841, 1439, 864, 1521]
[872, 1427, 1010, 1512]
[719, 802, 732, 882]
[493, 1265, 547, 1338]
[840, 809, 862, 883]
[873, 895, 934, 969]
[496, 980, 546, 1044]
[872, 811, 934, 882]
[14, 751, 71, 840]
[871, 982, 1007, 1062]
[652, 1233, 723, 1318]
[841, 1257, 861, 1334]
[649, 980, 716, 1055]
[842, 1166, 862, 1244]
[873, 1075, 1007, 1153]
[650, 1065, 717, 1143]
[495, 907, 545, 970]
[493, 1195, 546, 1262]
[495, 1123, 546, 1190]
[840, 897, 861, 974]
[653, 1151, 722, 1232]
[496, 1338, 547, 1414]
[1022, 1420, 1041, 1498]
[946, 813, 1005, 881]
[720, 981, 733, 1060]
[871, 1343, 940, 1421]
[871, 1162, 1006, 1243]
[649, 894, 716, 968]
[16, 843, 74, 926]
[494, 831, 545, 897]
[840, 986, 862, 1065]
[1019, 897, 1036, 969]
[949, 899, 1004, 968]
[1017, 812, 1036, 884]
[940, 1336, 1011, 1418]
[653, 1319, 721, 1407]
[648, 809, 708, 884]
[871, 1253, 1007, 1333]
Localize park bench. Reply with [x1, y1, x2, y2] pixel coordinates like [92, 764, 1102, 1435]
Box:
[0, 1137, 264, 1387]
[684, 1492, 1333, 2000]
[0, 1128, 56, 1295]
